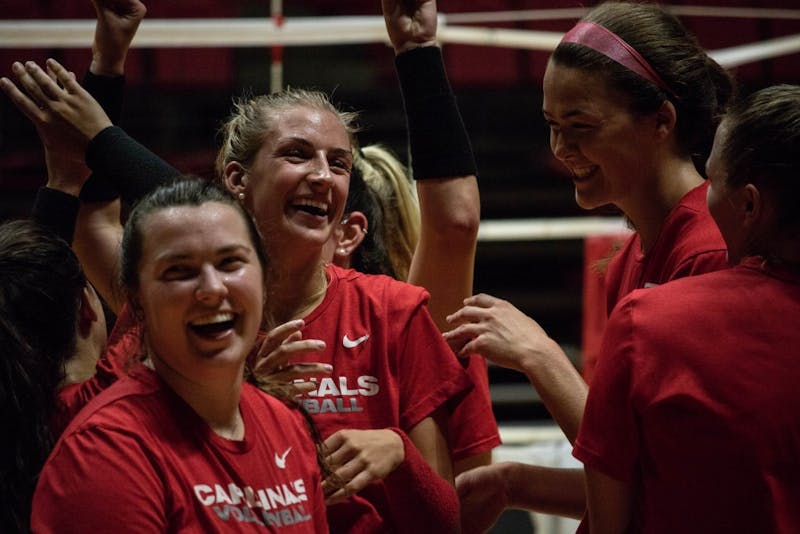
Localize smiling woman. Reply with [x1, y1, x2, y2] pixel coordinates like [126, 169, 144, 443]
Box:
[5, 40, 470, 534]
[447, 1, 740, 530]
[31, 179, 330, 533]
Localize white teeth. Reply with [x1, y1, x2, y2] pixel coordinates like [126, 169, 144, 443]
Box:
[190, 312, 234, 326]
[295, 198, 328, 212]
[572, 166, 596, 179]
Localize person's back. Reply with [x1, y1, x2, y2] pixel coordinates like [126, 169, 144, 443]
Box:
[580, 263, 800, 532]
[577, 84, 800, 533]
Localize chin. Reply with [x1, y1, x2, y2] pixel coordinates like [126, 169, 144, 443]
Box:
[574, 191, 606, 211]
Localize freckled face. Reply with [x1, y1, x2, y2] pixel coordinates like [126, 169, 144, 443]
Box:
[543, 61, 656, 212]
[134, 202, 264, 382]
[243, 106, 353, 256]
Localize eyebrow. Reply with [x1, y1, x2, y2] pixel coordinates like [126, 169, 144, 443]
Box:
[280, 137, 352, 158]
[154, 244, 252, 263]
[542, 109, 594, 120]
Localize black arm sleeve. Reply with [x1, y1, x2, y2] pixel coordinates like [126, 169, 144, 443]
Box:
[82, 71, 125, 124]
[79, 71, 126, 202]
[395, 46, 477, 180]
[30, 187, 80, 244]
[85, 126, 182, 204]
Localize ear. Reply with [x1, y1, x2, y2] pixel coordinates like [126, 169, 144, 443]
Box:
[224, 161, 248, 196]
[77, 286, 100, 338]
[654, 99, 678, 140]
[334, 211, 368, 260]
[741, 183, 762, 229]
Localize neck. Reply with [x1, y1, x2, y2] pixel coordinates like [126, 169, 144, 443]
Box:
[149, 353, 245, 440]
[620, 156, 702, 254]
[264, 257, 329, 326]
[61, 340, 101, 388]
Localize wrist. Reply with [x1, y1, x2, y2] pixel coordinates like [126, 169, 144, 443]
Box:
[394, 40, 438, 56]
[495, 462, 517, 508]
[90, 56, 126, 77]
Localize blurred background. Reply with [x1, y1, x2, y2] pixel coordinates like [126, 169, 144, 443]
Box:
[2, 1, 800, 531]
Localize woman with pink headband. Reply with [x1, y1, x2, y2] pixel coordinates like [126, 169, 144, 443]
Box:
[445, 2, 734, 531]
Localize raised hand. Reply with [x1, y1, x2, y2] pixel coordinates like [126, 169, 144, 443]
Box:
[381, 0, 438, 54]
[1, 62, 90, 195]
[7, 60, 112, 144]
[443, 293, 560, 373]
[91, 0, 147, 76]
[250, 319, 331, 395]
[322, 428, 405, 504]
[444, 293, 588, 442]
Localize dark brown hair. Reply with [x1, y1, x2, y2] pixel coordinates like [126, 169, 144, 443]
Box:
[552, 1, 734, 164]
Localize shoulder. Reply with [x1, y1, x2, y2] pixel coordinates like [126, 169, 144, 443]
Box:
[615, 267, 741, 330]
[56, 367, 169, 447]
[327, 263, 430, 307]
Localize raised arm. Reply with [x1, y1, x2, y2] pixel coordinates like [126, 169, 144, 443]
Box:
[72, 0, 147, 312]
[382, 0, 480, 331]
[89, 0, 147, 77]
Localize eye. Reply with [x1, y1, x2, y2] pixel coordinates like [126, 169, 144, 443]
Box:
[219, 255, 247, 271]
[330, 157, 352, 174]
[283, 147, 309, 162]
[161, 264, 196, 281]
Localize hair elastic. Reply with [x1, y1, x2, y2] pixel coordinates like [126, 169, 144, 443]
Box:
[561, 21, 677, 99]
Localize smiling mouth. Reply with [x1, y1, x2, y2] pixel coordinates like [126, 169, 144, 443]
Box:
[189, 312, 236, 336]
[293, 199, 329, 217]
[571, 166, 598, 180]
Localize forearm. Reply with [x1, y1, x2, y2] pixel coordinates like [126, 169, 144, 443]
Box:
[73, 199, 124, 313]
[503, 463, 586, 519]
[86, 125, 180, 204]
[409, 177, 479, 330]
[407, 411, 453, 483]
[30, 187, 80, 243]
[522, 339, 588, 444]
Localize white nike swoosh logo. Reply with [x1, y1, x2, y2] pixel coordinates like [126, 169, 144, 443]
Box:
[275, 447, 292, 469]
[343, 334, 369, 348]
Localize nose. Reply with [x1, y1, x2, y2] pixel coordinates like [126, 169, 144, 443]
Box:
[550, 129, 577, 162]
[307, 155, 333, 187]
[195, 265, 228, 304]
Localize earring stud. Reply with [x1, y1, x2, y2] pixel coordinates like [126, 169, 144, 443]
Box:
[238, 192, 245, 201]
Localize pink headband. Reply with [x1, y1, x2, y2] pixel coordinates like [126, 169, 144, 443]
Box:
[560, 21, 676, 98]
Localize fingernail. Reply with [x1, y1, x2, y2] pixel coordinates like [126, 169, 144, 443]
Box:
[322, 364, 333, 372]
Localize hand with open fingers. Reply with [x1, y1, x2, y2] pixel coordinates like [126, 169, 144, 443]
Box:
[6, 59, 112, 142]
[0, 62, 89, 195]
[91, 0, 147, 76]
[455, 463, 510, 534]
[251, 319, 330, 396]
[443, 293, 561, 374]
[322, 428, 405, 504]
[381, 0, 438, 54]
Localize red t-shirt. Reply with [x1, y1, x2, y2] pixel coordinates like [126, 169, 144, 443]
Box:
[53, 304, 142, 435]
[34, 366, 327, 533]
[447, 353, 500, 461]
[574, 258, 800, 533]
[604, 181, 728, 315]
[582, 181, 728, 383]
[290, 265, 471, 533]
